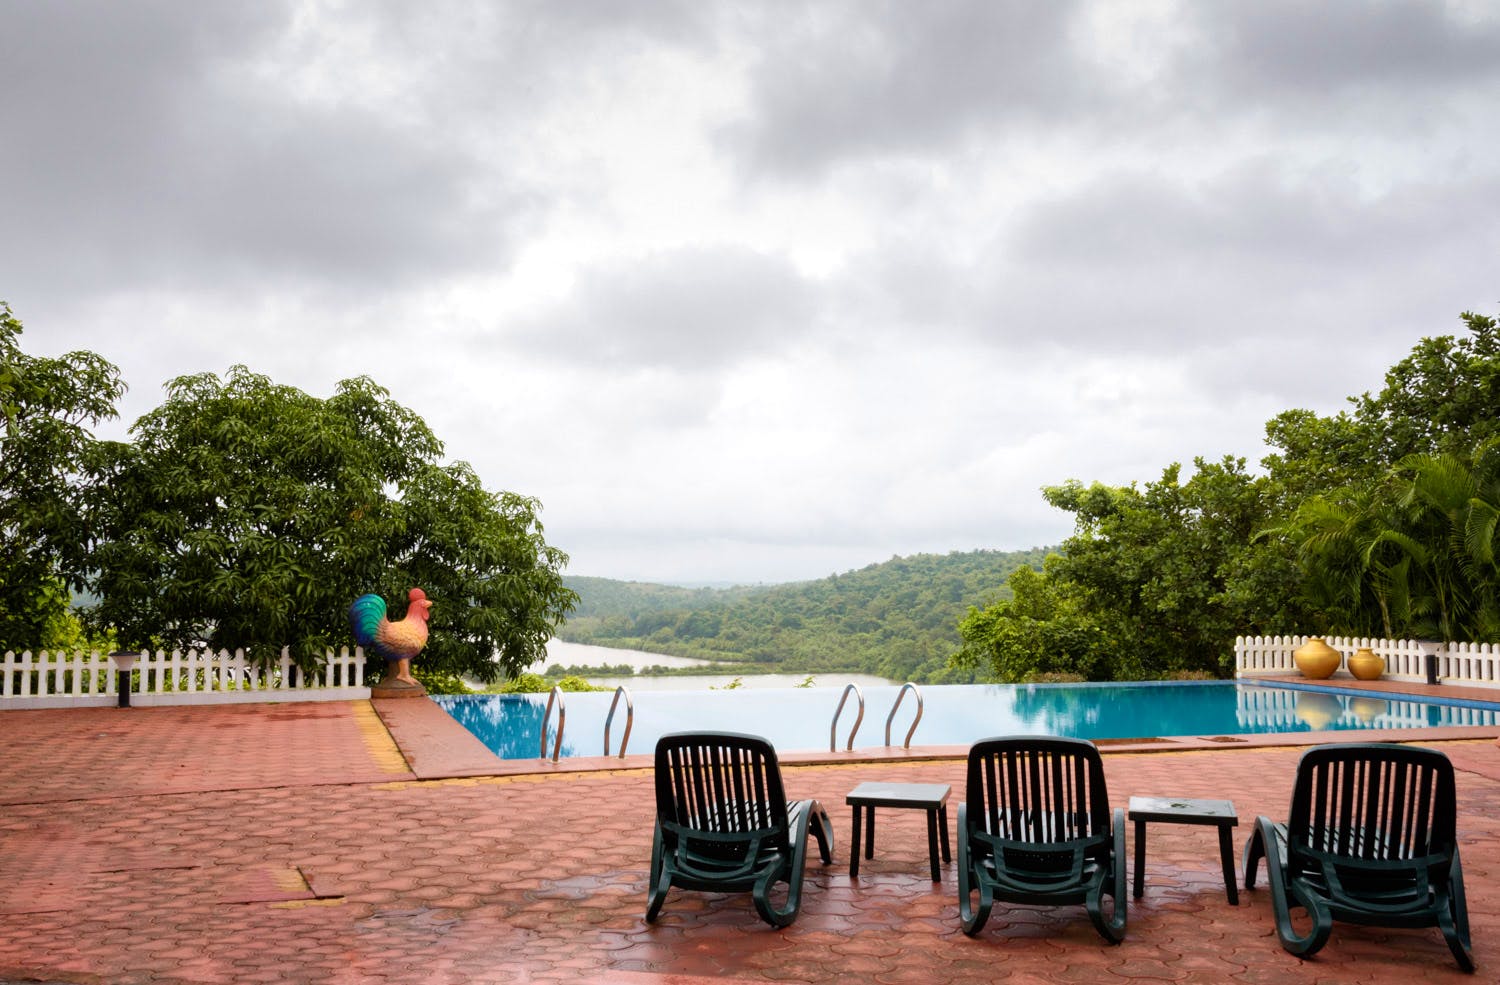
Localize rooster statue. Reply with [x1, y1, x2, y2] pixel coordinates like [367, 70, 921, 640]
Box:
[348, 587, 432, 687]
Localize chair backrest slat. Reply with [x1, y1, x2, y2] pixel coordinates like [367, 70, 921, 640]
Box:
[1289, 744, 1455, 864]
[655, 731, 788, 835]
[967, 736, 1109, 844]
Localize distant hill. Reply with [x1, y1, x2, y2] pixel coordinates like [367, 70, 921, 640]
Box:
[557, 548, 1052, 683]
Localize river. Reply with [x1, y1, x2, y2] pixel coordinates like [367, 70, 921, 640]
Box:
[540, 639, 892, 691]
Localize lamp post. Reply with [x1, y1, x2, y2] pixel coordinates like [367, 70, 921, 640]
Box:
[1418, 640, 1443, 686]
[109, 651, 138, 707]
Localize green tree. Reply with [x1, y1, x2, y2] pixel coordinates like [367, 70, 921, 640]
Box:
[1263, 311, 1500, 504]
[87, 366, 575, 681]
[0, 302, 125, 652]
[1397, 443, 1500, 640]
[952, 564, 1113, 682]
[1035, 457, 1300, 678]
[1354, 311, 1500, 462]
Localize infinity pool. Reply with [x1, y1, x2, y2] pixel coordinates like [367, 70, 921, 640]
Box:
[434, 680, 1500, 761]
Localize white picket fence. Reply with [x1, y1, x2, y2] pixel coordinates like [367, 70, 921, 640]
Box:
[0, 647, 369, 709]
[1235, 635, 1500, 689]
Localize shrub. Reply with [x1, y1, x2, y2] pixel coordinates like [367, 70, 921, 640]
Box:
[496, 672, 605, 693]
[413, 668, 473, 695]
[1022, 671, 1087, 684]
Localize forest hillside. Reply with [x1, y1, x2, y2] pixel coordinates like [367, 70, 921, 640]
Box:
[556, 548, 1050, 683]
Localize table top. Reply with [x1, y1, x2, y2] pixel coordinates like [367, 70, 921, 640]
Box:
[1128, 796, 1237, 825]
[846, 781, 951, 809]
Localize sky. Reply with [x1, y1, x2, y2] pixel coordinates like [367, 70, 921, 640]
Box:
[4, 1, 1499, 586]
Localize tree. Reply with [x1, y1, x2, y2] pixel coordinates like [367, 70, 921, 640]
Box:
[951, 456, 1307, 682]
[87, 366, 575, 681]
[952, 564, 1113, 682]
[1263, 311, 1500, 503]
[1267, 441, 1500, 644]
[1353, 311, 1500, 462]
[0, 302, 125, 652]
[1040, 458, 1301, 678]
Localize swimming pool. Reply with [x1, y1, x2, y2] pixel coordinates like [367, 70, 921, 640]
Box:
[434, 680, 1500, 761]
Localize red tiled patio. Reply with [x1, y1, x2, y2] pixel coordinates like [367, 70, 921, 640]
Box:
[2, 689, 1498, 984]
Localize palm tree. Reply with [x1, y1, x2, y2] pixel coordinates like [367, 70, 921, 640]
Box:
[1269, 487, 1413, 638]
[1395, 442, 1500, 642]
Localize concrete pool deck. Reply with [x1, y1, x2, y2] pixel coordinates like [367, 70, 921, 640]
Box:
[1, 677, 1498, 984]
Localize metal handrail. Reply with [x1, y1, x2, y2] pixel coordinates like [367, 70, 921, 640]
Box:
[604, 685, 634, 758]
[540, 686, 565, 762]
[830, 683, 865, 751]
[884, 681, 923, 749]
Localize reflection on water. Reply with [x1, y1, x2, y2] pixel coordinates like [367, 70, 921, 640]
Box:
[441, 694, 579, 759]
[1238, 687, 1496, 733]
[434, 682, 1500, 761]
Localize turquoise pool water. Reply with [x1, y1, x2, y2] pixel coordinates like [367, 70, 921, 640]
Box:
[434, 680, 1500, 761]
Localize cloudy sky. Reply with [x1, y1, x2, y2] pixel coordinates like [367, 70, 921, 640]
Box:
[4, 1, 1498, 585]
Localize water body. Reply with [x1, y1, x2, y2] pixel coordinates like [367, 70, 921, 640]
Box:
[438, 680, 1500, 761]
[539, 639, 892, 691]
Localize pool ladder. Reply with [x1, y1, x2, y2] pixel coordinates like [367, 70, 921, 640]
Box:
[540, 685, 634, 762]
[829, 681, 924, 751]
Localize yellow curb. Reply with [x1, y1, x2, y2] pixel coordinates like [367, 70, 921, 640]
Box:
[353, 700, 412, 775]
[371, 767, 654, 792]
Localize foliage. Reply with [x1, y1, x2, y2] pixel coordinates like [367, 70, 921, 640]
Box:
[564, 575, 763, 619]
[1022, 671, 1087, 684]
[1275, 441, 1500, 642]
[982, 458, 1298, 680]
[496, 672, 605, 693]
[0, 302, 127, 653]
[1262, 311, 1500, 508]
[87, 366, 575, 680]
[411, 667, 473, 695]
[557, 549, 1049, 683]
[1352, 311, 1500, 462]
[953, 564, 1114, 682]
[35, 602, 119, 654]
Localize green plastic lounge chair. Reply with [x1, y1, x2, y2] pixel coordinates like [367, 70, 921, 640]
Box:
[957, 735, 1127, 942]
[646, 731, 834, 927]
[1243, 743, 1473, 972]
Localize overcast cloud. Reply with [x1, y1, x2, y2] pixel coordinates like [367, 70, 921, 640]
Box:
[4, 0, 1498, 585]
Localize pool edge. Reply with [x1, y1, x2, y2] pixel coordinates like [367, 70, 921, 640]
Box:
[383, 675, 1500, 780]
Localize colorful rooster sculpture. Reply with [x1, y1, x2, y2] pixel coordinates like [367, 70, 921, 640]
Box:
[348, 587, 432, 686]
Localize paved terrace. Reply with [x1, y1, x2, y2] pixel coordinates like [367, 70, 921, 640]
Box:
[2, 682, 1499, 985]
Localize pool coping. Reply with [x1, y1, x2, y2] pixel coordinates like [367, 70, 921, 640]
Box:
[376, 674, 1500, 780]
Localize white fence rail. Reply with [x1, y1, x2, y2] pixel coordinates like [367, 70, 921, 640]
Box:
[1235, 635, 1500, 689]
[1, 647, 369, 709]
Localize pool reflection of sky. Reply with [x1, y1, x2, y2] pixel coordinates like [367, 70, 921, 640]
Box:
[434, 682, 1500, 762]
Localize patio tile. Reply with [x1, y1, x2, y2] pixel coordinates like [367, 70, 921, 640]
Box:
[0, 699, 1496, 983]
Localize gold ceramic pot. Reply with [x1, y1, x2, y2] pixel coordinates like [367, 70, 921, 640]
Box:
[1293, 637, 1341, 679]
[1347, 646, 1385, 681]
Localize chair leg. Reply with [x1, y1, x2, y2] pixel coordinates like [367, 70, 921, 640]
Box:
[1087, 807, 1128, 944]
[645, 825, 673, 923]
[754, 798, 817, 927]
[956, 806, 994, 937]
[1243, 825, 1265, 890]
[1254, 816, 1331, 958]
[1438, 850, 1475, 973]
[809, 799, 835, 865]
[1449, 848, 1472, 942]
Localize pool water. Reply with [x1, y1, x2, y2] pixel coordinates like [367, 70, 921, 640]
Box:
[434, 680, 1500, 761]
